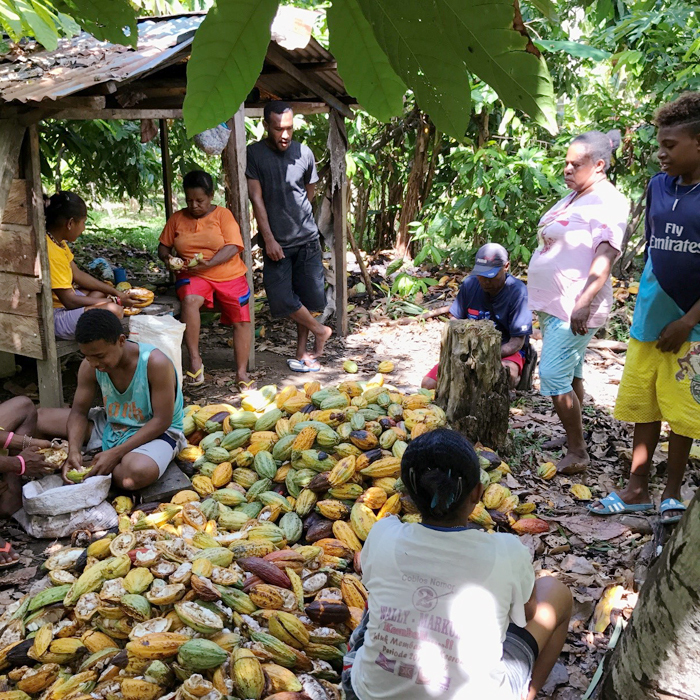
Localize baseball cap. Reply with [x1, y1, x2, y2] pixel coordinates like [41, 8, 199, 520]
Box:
[471, 243, 509, 278]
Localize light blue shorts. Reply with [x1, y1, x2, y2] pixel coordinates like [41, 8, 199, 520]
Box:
[538, 312, 598, 397]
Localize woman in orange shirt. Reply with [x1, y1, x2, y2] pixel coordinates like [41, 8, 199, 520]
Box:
[158, 170, 251, 388]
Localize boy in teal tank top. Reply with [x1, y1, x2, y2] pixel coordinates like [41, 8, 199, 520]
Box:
[39, 309, 186, 491]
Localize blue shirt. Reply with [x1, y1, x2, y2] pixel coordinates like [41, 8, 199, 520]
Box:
[630, 173, 700, 342]
[96, 342, 184, 450]
[449, 274, 532, 344]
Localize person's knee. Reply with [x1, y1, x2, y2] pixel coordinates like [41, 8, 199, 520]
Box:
[105, 302, 124, 319]
[534, 576, 573, 623]
[12, 396, 36, 424]
[113, 456, 159, 492]
[421, 376, 437, 390]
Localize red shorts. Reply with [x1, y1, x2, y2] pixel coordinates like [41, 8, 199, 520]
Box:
[426, 350, 525, 381]
[176, 275, 251, 325]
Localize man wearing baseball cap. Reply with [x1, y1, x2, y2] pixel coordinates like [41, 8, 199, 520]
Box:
[422, 243, 532, 390]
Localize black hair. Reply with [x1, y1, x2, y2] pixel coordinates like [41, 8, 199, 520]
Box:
[571, 129, 622, 171]
[182, 170, 214, 196]
[44, 191, 87, 230]
[655, 92, 700, 136]
[401, 428, 481, 520]
[75, 309, 124, 345]
[263, 100, 293, 123]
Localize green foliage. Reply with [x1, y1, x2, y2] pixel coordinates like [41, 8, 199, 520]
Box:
[0, 0, 80, 48]
[182, 0, 279, 136]
[391, 273, 437, 298]
[327, 0, 406, 123]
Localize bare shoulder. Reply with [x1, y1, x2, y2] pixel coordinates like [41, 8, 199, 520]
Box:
[147, 349, 175, 376]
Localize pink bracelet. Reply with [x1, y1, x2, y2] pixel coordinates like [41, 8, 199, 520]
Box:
[16, 455, 25, 476]
[3, 432, 14, 450]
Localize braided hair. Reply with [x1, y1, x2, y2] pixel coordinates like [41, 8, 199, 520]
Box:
[401, 429, 480, 520]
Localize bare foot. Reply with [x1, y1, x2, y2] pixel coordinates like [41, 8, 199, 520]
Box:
[0, 537, 19, 567]
[299, 352, 321, 371]
[312, 325, 333, 358]
[556, 450, 590, 475]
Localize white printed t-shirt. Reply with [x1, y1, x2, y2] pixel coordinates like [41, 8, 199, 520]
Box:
[527, 180, 629, 327]
[351, 517, 535, 700]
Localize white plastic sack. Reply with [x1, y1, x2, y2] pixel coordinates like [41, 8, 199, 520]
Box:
[193, 123, 231, 155]
[129, 314, 186, 386]
[22, 475, 112, 516]
[14, 502, 118, 539]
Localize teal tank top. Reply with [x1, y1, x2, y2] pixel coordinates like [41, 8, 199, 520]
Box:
[96, 342, 184, 450]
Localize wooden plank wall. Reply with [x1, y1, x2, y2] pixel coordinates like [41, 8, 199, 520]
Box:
[0, 123, 46, 359]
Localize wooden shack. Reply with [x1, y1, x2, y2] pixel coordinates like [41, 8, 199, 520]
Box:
[0, 10, 356, 407]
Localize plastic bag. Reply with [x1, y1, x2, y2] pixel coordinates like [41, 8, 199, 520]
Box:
[14, 502, 118, 539]
[22, 474, 112, 516]
[86, 257, 115, 282]
[193, 123, 231, 155]
[128, 314, 186, 386]
[14, 474, 117, 538]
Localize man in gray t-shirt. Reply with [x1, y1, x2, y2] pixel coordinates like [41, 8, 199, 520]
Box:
[246, 102, 332, 373]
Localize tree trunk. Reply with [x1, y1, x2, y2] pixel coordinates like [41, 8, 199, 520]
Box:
[396, 113, 431, 258]
[435, 320, 510, 452]
[601, 491, 700, 699]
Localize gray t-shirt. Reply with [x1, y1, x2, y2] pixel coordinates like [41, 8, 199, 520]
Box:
[246, 139, 319, 249]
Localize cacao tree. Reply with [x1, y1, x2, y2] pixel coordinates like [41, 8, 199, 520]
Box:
[601, 491, 700, 699]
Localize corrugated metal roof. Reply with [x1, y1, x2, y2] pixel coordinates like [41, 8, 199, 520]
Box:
[0, 15, 204, 104]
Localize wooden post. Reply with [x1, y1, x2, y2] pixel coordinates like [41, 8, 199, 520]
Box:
[328, 109, 348, 337]
[435, 319, 510, 451]
[223, 104, 255, 370]
[27, 126, 63, 407]
[159, 118, 174, 220]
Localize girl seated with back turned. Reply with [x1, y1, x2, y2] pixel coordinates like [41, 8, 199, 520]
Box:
[344, 428, 572, 700]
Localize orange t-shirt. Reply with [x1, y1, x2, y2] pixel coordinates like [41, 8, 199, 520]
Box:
[159, 206, 247, 283]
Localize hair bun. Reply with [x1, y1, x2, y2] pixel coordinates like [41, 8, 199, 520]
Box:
[606, 129, 622, 151]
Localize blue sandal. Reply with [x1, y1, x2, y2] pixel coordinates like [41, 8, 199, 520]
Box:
[588, 492, 654, 516]
[659, 498, 686, 525]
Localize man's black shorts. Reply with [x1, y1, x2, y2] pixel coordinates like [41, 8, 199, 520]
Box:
[262, 239, 326, 318]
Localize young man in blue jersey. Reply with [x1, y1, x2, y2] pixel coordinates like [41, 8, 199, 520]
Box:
[39, 310, 186, 492]
[422, 243, 532, 390]
[590, 93, 700, 524]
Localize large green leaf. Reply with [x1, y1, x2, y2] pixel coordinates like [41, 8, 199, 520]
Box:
[13, 0, 58, 48]
[354, 0, 474, 139]
[183, 0, 279, 137]
[435, 0, 557, 134]
[0, 1, 26, 41]
[328, 0, 406, 123]
[535, 39, 611, 61]
[53, 0, 137, 46]
[523, 0, 558, 22]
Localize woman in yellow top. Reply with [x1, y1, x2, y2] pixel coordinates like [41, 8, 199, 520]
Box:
[158, 170, 251, 388]
[46, 192, 136, 340]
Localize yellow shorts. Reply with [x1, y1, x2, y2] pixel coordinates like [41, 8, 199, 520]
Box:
[615, 338, 700, 439]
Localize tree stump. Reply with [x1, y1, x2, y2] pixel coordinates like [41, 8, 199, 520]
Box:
[601, 492, 700, 699]
[435, 319, 510, 452]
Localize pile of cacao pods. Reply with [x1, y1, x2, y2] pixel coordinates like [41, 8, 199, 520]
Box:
[0, 377, 547, 700]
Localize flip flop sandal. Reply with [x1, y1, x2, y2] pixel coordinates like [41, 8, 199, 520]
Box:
[588, 492, 654, 516]
[303, 359, 321, 373]
[0, 541, 19, 568]
[659, 498, 687, 525]
[287, 359, 311, 373]
[186, 365, 205, 385]
[237, 380, 257, 392]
